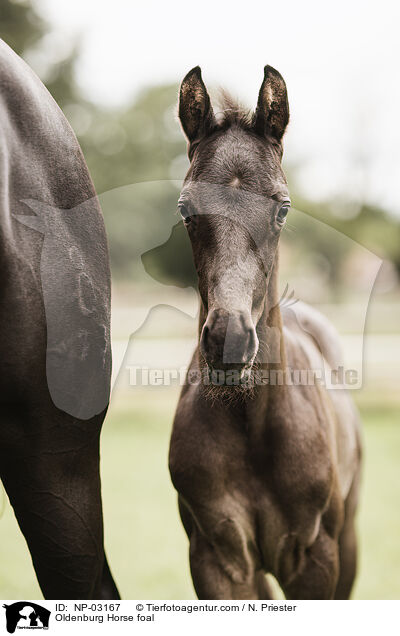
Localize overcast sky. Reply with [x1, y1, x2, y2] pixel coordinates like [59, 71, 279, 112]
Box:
[34, 0, 400, 215]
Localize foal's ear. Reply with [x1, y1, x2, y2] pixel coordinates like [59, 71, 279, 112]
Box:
[179, 66, 216, 147]
[254, 65, 289, 141]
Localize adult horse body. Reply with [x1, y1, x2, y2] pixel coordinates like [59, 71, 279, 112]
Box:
[169, 67, 362, 599]
[0, 40, 118, 598]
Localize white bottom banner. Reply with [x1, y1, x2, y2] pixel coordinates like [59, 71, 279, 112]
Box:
[0, 600, 398, 635]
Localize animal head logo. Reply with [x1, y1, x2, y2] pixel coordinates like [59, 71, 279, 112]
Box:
[3, 602, 50, 633]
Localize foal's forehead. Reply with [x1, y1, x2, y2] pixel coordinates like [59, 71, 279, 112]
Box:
[186, 126, 289, 200]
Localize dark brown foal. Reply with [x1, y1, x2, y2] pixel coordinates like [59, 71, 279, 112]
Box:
[169, 66, 361, 600]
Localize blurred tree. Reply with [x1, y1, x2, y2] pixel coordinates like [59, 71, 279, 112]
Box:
[0, 0, 80, 106]
[80, 84, 185, 190]
[293, 191, 400, 278]
[76, 83, 188, 281]
[0, 0, 44, 54]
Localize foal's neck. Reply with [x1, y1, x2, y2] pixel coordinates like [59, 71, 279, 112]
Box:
[256, 254, 286, 370]
[248, 254, 287, 423]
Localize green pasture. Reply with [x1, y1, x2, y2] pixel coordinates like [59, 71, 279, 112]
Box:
[0, 389, 399, 600]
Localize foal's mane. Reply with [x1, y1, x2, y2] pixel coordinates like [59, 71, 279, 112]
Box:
[215, 90, 255, 132]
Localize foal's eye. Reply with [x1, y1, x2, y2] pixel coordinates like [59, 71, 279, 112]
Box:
[276, 204, 290, 225]
[178, 203, 192, 226]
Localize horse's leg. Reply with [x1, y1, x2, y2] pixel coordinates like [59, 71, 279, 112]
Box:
[0, 411, 119, 599]
[280, 527, 340, 600]
[99, 554, 120, 599]
[334, 469, 361, 599]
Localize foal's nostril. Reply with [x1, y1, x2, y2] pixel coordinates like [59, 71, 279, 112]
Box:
[247, 325, 258, 361]
[200, 324, 210, 357]
[236, 325, 258, 365]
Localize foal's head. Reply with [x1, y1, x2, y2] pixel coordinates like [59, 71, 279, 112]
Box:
[178, 66, 290, 376]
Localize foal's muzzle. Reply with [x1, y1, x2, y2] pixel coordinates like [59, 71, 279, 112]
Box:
[200, 309, 259, 372]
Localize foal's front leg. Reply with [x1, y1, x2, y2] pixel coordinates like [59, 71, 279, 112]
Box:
[180, 499, 272, 600]
[280, 527, 340, 600]
[189, 529, 273, 600]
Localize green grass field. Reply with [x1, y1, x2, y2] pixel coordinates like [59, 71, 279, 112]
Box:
[0, 388, 399, 599]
